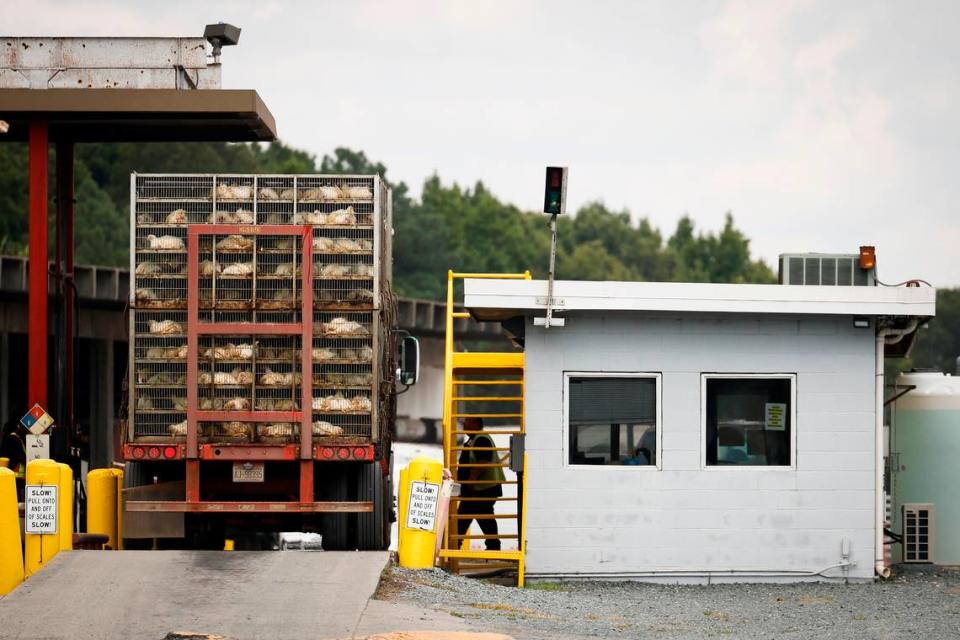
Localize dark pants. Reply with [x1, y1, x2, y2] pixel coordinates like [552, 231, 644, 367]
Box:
[456, 487, 501, 550]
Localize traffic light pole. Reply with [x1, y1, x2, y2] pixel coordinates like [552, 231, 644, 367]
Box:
[544, 213, 558, 328]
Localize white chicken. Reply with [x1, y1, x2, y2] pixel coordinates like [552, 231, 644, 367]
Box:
[312, 237, 335, 252]
[136, 213, 151, 224]
[148, 319, 183, 335]
[199, 260, 221, 276]
[233, 209, 255, 224]
[259, 368, 302, 386]
[146, 235, 185, 250]
[312, 421, 344, 436]
[292, 211, 325, 225]
[333, 237, 361, 253]
[357, 239, 373, 251]
[136, 396, 154, 410]
[351, 395, 372, 412]
[172, 397, 188, 411]
[222, 262, 254, 276]
[312, 347, 337, 361]
[235, 343, 256, 359]
[223, 397, 251, 411]
[317, 317, 367, 336]
[146, 347, 166, 359]
[215, 235, 254, 252]
[357, 346, 374, 362]
[345, 185, 372, 199]
[168, 345, 189, 359]
[217, 184, 252, 200]
[352, 263, 374, 277]
[258, 423, 295, 438]
[208, 211, 233, 224]
[258, 187, 279, 200]
[135, 288, 158, 301]
[276, 237, 296, 250]
[256, 398, 298, 411]
[318, 263, 351, 278]
[327, 393, 353, 412]
[279, 188, 296, 200]
[299, 188, 319, 201]
[233, 369, 254, 385]
[166, 208, 188, 224]
[169, 420, 188, 436]
[220, 422, 252, 438]
[273, 262, 299, 277]
[199, 398, 225, 410]
[326, 207, 356, 225]
[318, 185, 342, 200]
[136, 261, 162, 275]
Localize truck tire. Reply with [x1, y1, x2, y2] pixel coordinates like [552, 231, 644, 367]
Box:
[322, 471, 351, 550]
[357, 462, 389, 550]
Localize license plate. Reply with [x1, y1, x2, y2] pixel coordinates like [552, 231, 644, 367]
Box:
[232, 462, 264, 483]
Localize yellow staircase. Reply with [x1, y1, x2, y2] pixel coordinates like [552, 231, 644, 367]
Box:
[440, 270, 529, 587]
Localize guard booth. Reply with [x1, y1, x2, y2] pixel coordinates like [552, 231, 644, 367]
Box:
[440, 271, 529, 587]
[0, 33, 277, 475]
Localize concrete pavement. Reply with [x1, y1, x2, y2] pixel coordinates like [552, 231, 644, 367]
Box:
[0, 551, 389, 640]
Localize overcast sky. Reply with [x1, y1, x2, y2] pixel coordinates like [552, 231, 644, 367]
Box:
[9, 1, 960, 285]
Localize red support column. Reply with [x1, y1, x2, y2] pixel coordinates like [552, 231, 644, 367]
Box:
[28, 121, 49, 409]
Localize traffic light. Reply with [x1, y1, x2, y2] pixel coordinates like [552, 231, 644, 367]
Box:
[543, 166, 568, 215]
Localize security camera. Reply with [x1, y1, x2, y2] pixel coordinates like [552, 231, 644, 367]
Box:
[204, 23, 241, 62]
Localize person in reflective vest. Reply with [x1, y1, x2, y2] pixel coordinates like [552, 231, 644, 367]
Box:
[456, 417, 505, 550]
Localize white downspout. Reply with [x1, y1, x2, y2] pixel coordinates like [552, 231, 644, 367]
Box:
[875, 318, 919, 579]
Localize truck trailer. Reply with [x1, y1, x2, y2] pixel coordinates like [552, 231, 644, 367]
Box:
[120, 173, 418, 550]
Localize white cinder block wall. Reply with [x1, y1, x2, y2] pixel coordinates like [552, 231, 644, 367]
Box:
[523, 311, 876, 581]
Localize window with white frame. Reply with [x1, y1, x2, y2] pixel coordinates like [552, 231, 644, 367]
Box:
[703, 375, 794, 467]
[567, 374, 660, 467]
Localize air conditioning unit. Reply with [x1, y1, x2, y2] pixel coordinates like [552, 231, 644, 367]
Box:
[778, 253, 876, 286]
[902, 503, 934, 563]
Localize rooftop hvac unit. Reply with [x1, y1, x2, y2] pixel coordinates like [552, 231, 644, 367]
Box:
[778, 253, 876, 286]
[902, 503, 934, 563]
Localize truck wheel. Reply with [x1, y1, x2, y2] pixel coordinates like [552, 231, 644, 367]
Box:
[322, 470, 351, 550]
[357, 462, 389, 550]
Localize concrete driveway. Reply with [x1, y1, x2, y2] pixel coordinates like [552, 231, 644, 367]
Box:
[0, 550, 389, 640]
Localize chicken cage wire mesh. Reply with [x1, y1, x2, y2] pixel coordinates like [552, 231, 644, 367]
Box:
[129, 174, 386, 444]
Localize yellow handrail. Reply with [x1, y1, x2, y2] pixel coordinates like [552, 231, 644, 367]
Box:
[441, 269, 531, 577]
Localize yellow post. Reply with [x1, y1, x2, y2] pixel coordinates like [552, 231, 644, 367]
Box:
[113, 468, 125, 550]
[0, 467, 24, 595]
[224, 539, 235, 551]
[57, 463, 74, 552]
[0, 457, 9, 468]
[398, 457, 444, 569]
[24, 459, 62, 576]
[87, 468, 119, 549]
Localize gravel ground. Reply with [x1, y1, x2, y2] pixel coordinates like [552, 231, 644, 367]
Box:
[376, 565, 960, 639]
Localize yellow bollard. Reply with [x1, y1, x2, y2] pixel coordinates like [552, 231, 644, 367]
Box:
[113, 468, 124, 550]
[0, 467, 24, 595]
[24, 459, 62, 576]
[224, 539, 235, 551]
[398, 457, 444, 569]
[0, 457, 9, 468]
[87, 469, 119, 549]
[57, 463, 74, 552]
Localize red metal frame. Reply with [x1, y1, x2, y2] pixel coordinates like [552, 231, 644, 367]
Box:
[123, 442, 375, 462]
[185, 224, 314, 507]
[28, 121, 48, 409]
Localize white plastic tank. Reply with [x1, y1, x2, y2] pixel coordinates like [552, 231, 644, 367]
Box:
[891, 371, 960, 564]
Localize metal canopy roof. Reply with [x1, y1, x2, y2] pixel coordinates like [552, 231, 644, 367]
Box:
[464, 278, 937, 319]
[0, 88, 276, 142]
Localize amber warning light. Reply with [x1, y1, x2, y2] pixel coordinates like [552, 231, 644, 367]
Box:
[859, 246, 876, 270]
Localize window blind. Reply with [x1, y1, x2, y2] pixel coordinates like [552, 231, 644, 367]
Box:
[569, 377, 656, 424]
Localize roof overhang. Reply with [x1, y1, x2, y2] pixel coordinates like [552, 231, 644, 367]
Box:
[464, 279, 937, 321]
[0, 88, 276, 142]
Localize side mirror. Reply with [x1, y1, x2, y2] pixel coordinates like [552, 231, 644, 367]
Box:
[398, 335, 419, 386]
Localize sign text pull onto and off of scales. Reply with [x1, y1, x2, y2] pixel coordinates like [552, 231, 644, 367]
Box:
[406, 481, 440, 531]
[24, 484, 58, 535]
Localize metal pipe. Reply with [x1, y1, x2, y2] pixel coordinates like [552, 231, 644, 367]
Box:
[874, 318, 919, 579]
[528, 561, 857, 581]
[28, 121, 49, 409]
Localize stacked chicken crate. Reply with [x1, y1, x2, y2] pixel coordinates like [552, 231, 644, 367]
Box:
[129, 174, 391, 449]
